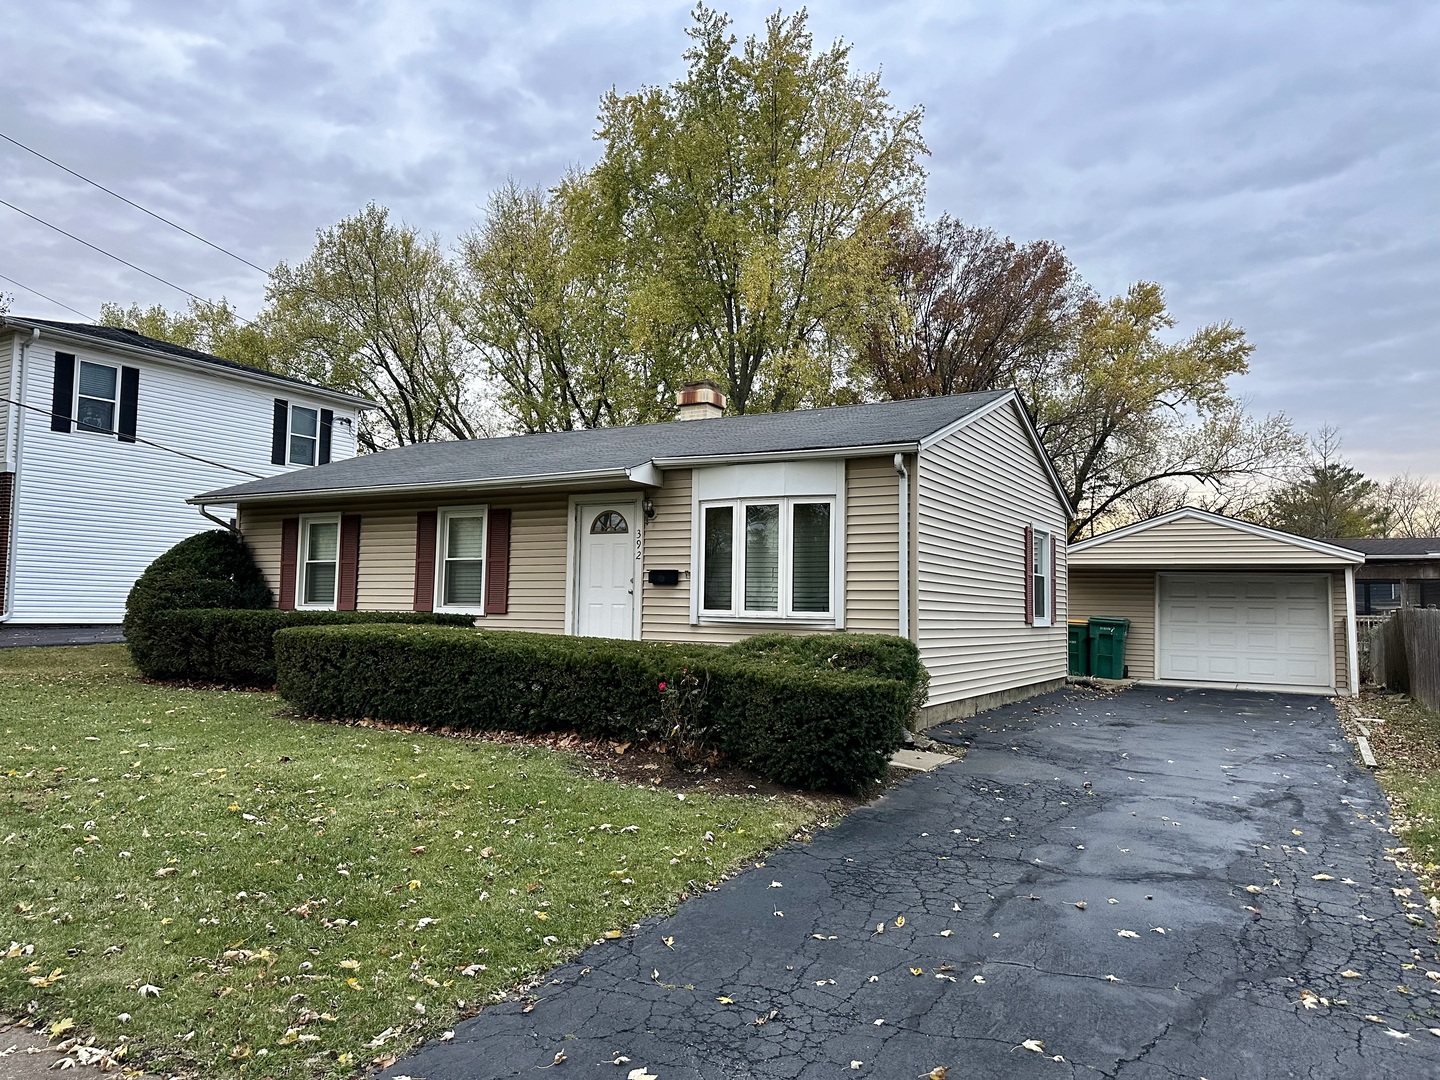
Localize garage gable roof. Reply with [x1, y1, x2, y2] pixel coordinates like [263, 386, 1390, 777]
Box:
[1069, 507, 1364, 568]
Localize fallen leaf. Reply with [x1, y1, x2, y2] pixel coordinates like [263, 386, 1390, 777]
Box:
[1020, 1039, 1045, 1053]
[1117, 930, 1139, 940]
[627, 1070, 658, 1080]
[894, 916, 906, 928]
[939, 929, 953, 937]
[973, 975, 985, 984]
[1340, 970, 1362, 979]
[716, 996, 733, 1005]
[910, 967, 924, 976]
[850, 1062, 863, 1071]
[1073, 902, 1087, 910]
[925, 1069, 949, 1080]
[1243, 885, 1264, 894]
[1312, 874, 1335, 882]
[138, 983, 161, 998]
[538, 1051, 567, 1068]
[1364, 1014, 1387, 1024]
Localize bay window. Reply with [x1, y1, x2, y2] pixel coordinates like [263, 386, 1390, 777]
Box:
[700, 497, 835, 620]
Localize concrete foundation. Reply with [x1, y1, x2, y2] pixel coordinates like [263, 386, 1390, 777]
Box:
[914, 676, 1067, 730]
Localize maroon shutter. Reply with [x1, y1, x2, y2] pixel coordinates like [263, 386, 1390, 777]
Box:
[337, 514, 362, 611]
[279, 518, 300, 610]
[484, 508, 512, 615]
[1023, 524, 1034, 626]
[1051, 534, 1059, 622]
[414, 510, 437, 611]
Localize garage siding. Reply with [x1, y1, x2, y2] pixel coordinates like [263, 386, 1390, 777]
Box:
[915, 403, 1069, 708]
[1073, 517, 1350, 568]
[1069, 569, 1157, 679]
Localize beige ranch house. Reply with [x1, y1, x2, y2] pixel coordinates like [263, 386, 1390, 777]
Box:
[194, 386, 1074, 724]
[1069, 507, 1363, 697]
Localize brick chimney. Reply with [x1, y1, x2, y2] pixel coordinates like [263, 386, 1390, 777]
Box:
[676, 380, 727, 421]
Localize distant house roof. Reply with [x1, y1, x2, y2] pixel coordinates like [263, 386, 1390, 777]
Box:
[3, 317, 374, 408]
[193, 389, 1064, 506]
[1328, 537, 1440, 560]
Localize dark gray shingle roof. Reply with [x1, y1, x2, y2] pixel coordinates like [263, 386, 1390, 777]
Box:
[196, 390, 1013, 503]
[1327, 537, 1440, 559]
[5, 317, 370, 404]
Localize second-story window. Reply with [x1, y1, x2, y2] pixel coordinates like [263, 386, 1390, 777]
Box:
[76, 361, 118, 434]
[289, 406, 319, 466]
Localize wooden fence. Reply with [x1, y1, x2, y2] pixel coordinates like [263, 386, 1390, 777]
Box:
[1370, 609, 1440, 712]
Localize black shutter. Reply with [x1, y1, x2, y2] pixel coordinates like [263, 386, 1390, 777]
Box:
[117, 366, 139, 443]
[50, 353, 75, 433]
[271, 399, 288, 465]
[319, 409, 333, 465]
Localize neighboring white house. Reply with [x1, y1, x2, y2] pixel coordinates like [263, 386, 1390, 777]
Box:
[0, 317, 371, 624]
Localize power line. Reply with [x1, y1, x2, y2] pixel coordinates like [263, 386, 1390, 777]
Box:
[0, 131, 269, 274]
[0, 272, 97, 322]
[0, 394, 264, 479]
[0, 196, 254, 326]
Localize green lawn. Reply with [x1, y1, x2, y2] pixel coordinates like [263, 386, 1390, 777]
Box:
[0, 646, 825, 1077]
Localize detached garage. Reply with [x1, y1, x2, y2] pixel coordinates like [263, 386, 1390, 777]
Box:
[1069, 508, 1363, 696]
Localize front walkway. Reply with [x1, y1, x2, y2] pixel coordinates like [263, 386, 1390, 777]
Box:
[384, 685, 1440, 1078]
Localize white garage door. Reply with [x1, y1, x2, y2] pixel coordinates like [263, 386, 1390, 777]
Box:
[1158, 573, 1333, 691]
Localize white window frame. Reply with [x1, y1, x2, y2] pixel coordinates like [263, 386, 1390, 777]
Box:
[288, 405, 320, 466]
[1032, 526, 1053, 627]
[296, 513, 341, 610]
[74, 358, 119, 436]
[434, 506, 489, 616]
[698, 496, 838, 623]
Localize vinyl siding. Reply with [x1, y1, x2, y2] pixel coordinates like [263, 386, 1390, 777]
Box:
[1069, 567, 1352, 691]
[915, 402, 1069, 707]
[10, 341, 358, 623]
[1068, 570, 1158, 680]
[1072, 516, 1354, 568]
[1332, 571, 1350, 693]
[844, 457, 901, 634]
[242, 494, 569, 632]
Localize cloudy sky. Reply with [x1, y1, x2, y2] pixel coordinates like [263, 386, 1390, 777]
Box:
[2, 1, 1436, 475]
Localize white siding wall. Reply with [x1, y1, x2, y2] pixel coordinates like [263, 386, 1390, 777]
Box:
[9, 340, 358, 623]
[915, 402, 1069, 708]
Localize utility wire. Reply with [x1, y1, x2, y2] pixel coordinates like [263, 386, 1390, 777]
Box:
[0, 394, 264, 479]
[0, 130, 269, 274]
[0, 196, 255, 326]
[0, 272, 98, 322]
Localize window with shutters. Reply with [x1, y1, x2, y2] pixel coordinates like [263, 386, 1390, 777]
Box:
[76, 361, 118, 434]
[699, 497, 834, 620]
[435, 507, 488, 613]
[297, 514, 341, 609]
[289, 406, 320, 466]
[1031, 527, 1052, 627]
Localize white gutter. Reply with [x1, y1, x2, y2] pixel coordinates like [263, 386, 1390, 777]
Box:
[2, 327, 37, 622]
[189, 464, 657, 506]
[1344, 565, 1359, 698]
[894, 453, 910, 641]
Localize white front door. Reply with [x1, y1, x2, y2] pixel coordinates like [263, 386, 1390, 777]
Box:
[576, 503, 638, 638]
[1158, 573, 1332, 691]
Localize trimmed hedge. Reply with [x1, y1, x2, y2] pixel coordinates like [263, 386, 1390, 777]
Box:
[731, 632, 930, 724]
[124, 530, 273, 673]
[133, 609, 476, 686]
[274, 625, 915, 791]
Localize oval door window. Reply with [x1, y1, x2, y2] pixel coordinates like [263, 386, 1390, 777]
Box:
[590, 510, 628, 534]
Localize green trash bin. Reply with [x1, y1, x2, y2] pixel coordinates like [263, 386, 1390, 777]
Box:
[1087, 616, 1131, 680]
[1068, 622, 1090, 676]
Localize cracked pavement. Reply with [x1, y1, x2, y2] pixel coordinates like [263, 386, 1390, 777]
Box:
[383, 685, 1440, 1078]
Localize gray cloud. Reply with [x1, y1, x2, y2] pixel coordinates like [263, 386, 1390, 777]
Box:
[2, 0, 1435, 474]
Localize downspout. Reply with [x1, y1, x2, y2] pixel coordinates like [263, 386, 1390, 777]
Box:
[1344, 566, 1359, 698]
[199, 507, 238, 533]
[2, 327, 38, 622]
[894, 453, 909, 641]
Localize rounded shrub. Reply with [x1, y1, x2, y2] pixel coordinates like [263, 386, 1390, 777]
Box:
[125, 529, 272, 677]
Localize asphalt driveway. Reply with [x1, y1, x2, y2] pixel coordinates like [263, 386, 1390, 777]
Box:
[385, 685, 1440, 1079]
